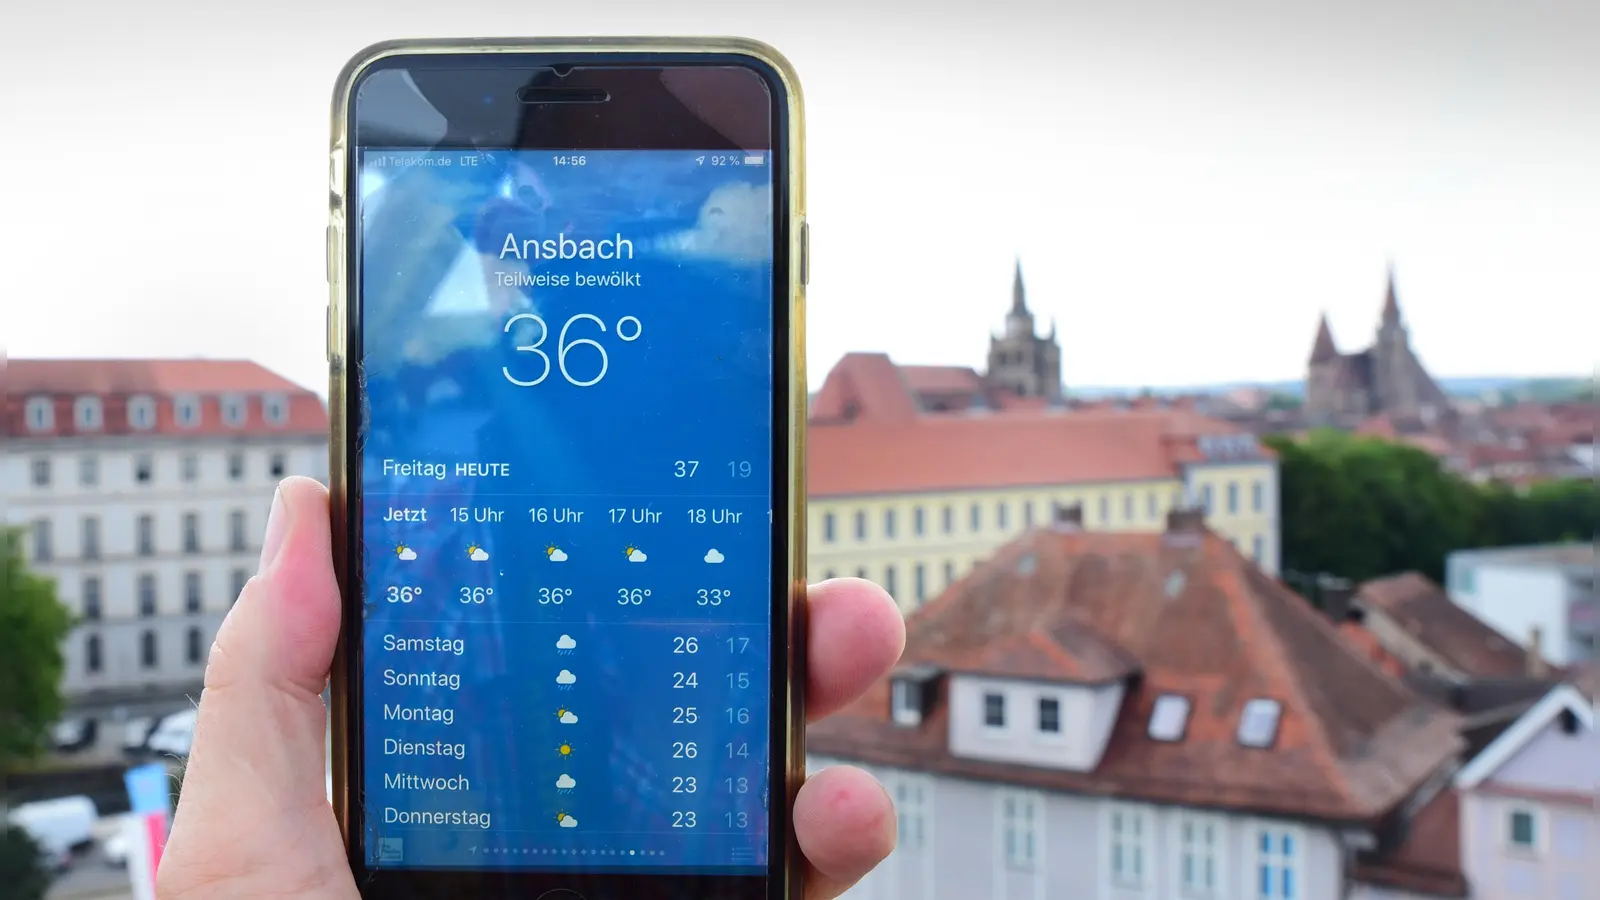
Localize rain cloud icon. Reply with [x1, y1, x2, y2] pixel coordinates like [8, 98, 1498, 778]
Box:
[559, 711, 578, 724]
[556, 669, 577, 685]
[626, 546, 648, 563]
[559, 814, 578, 829]
[395, 545, 418, 561]
[556, 634, 577, 650]
[468, 545, 490, 562]
[556, 774, 576, 790]
[704, 549, 725, 564]
[546, 546, 568, 562]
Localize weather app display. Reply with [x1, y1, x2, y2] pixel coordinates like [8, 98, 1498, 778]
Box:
[355, 149, 775, 873]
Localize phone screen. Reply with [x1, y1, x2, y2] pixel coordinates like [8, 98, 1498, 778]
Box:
[349, 132, 778, 875]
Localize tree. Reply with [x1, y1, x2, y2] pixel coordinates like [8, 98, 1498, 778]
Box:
[0, 825, 51, 900]
[1, 527, 73, 774]
[1266, 431, 1598, 588]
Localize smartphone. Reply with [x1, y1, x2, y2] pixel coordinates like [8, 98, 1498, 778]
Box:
[324, 39, 807, 900]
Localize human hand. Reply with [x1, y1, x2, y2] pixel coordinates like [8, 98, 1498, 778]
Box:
[158, 476, 906, 899]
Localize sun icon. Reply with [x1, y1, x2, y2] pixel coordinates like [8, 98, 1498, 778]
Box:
[556, 708, 568, 719]
[547, 545, 558, 556]
[624, 545, 637, 558]
[557, 742, 574, 756]
[556, 811, 570, 823]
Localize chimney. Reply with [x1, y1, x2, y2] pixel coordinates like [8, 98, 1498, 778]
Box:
[1051, 502, 1084, 531]
[1318, 575, 1358, 622]
[1526, 626, 1548, 679]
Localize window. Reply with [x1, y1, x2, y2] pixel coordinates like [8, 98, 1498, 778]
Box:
[140, 630, 159, 669]
[231, 568, 250, 602]
[823, 568, 837, 580]
[31, 458, 51, 487]
[221, 394, 247, 427]
[1200, 484, 1213, 511]
[229, 510, 247, 552]
[883, 509, 896, 538]
[882, 565, 897, 598]
[913, 563, 927, 603]
[983, 692, 1006, 729]
[1150, 694, 1192, 741]
[941, 505, 953, 533]
[183, 513, 200, 554]
[174, 394, 202, 428]
[134, 453, 153, 484]
[854, 566, 868, 580]
[1226, 481, 1239, 513]
[31, 519, 52, 562]
[138, 574, 157, 616]
[999, 792, 1038, 871]
[1254, 828, 1299, 899]
[1452, 565, 1477, 594]
[127, 395, 156, 429]
[186, 627, 205, 664]
[893, 776, 929, 850]
[891, 679, 922, 726]
[943, 560, 955, 586]
[913, 506, 925, 536]
[262, 393, 289, 425]
[181, 453, 199, 483]
[74, 396, 103, 430]
[81, 517, 100, 560]
[1023, 500, 1034, 527]
[1109, 806, 1148, 887]
[997, 502, 1009, 530]
[1147, 491, 1158, 519]
[227, 451, 245, 481]
[85, 635, 103, 673]
[853, 511, 866, 541]
[821, 512, 835, 542]
[969, 503, 981, 531]
[82, 577, 102, 620]
[1098, 495, 1109, 523]
[1507, 808, 1539, 851]
[1238, 699, 1283, 748]
[184, 571, 202, 613]
[1037, 696, 1061, 733]
[25, 396, 55, 431]
[1252, 534, 1264, 562]
[79, 455, 98, 487]
[1252, 481, 1264, 512]
[137, 514, 155, 556]
[1179, 815, 1220, 896]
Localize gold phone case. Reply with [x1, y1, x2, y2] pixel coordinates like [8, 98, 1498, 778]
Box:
[324, 36, 808, 895]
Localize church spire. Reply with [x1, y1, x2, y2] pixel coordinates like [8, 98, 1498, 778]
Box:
[1381, 261, 1401, 325]
[1011, 257, 1028, 314]
[1310, 312, 1338, 362]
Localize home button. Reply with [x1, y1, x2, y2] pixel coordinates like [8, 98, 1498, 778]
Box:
[535, 891, 584, 900]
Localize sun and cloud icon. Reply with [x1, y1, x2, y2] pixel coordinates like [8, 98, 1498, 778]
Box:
[556, 634, 577, 651]
[556, 669, 577, 686]
[467, 545, 489, 562]
[556, 708, 579, 725]
[546, 545, 569, 562]
[394, 545, 418, 561]
[556, 774, 576, 790]
[625, 545, 648, 563]
[704, 549, 725, 564]
[556, 812, 578, 829]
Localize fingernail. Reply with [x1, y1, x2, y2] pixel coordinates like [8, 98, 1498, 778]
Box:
[259, 486, 288, 574]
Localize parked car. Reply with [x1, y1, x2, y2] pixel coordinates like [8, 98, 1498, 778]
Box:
[49, 718, 98, 754]
[7, 795, 97, 868]
[146, 709, 198, 757]
[122, 717, 156, 754]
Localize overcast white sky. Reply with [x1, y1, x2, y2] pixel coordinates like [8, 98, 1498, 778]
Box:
[2, 0, 1596, 391]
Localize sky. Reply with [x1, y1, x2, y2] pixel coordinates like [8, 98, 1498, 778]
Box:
[1, 0, 1596, 392]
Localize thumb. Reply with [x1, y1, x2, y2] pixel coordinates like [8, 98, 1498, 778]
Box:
[160, 476, 350, 897]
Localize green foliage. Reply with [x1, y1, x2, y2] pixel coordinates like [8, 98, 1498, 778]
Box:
[0, 528, 73, 775]
[0, 824, 51, 900]
[1265, 431, 1598, 588]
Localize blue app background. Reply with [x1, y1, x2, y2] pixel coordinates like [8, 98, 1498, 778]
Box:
[355, 149, 776, 873]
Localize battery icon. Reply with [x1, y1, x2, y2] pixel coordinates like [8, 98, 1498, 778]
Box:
[743, 155, 765, 166]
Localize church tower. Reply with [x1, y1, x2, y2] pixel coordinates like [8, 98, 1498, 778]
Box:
[984, 260, 1063, 401]
[1372, 264, 1420, 416]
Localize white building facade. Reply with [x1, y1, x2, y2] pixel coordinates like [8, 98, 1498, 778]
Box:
[1447, 544, 1599, 668]
[3, 360, 328, 703]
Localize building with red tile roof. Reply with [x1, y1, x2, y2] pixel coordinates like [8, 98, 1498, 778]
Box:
[808, 508, 1466, 900]
[5, 358, 327, 706]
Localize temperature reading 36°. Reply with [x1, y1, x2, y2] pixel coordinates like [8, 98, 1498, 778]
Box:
[503, 313, 644, 388]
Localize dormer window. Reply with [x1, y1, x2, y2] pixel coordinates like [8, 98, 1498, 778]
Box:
[983, 692, 1007, 729]
[1149, 694, 1191, 742]
[890, 666, 939, 727]
[221, 394, 248, 428]
[25, 396, 54, 431]
[74, 396, 103, 431]
[1037, 697, 1061, 733]
[128, 395, 157, 430]
[174, 394, 202, 429]
[1238, 698, 1283, 748]
[262, 393, 290, 426]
